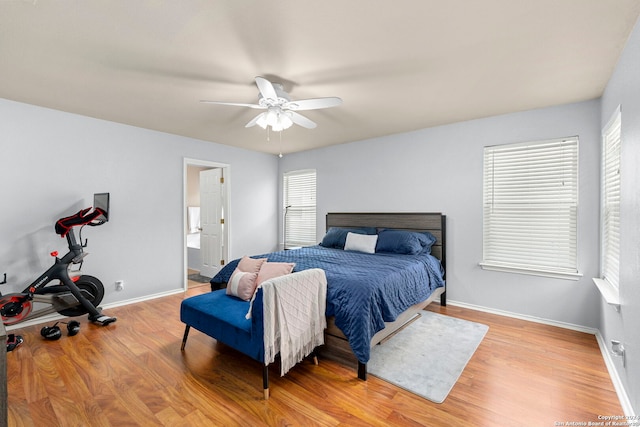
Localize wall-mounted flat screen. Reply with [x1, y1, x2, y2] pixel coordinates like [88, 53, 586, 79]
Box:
[94, 192, 109, 222]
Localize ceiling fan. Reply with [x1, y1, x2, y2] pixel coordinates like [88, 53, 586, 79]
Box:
[201, 76, 342, 132]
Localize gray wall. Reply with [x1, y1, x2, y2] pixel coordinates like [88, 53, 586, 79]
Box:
[280, 99, 601, 328]
[600, 14, 640, 414]
[0, 98, 279, 306]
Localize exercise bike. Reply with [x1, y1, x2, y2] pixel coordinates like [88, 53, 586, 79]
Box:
[1, 200, 117, 341]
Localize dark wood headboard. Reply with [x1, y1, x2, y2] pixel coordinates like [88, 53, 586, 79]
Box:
[325, 212, 446, 273]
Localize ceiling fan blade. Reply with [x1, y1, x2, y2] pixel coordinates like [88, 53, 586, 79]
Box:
[286, 97, 342, 111]
[200, 100, 265, 109]
[245, 113, 265, 128]
[255, 76, 278, 101]
[289, 111, 317, 129]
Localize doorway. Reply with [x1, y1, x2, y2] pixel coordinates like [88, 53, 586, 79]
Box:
[183, 158, 230, 290]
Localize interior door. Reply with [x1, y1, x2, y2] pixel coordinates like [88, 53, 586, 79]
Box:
[199, 168, 223, 278]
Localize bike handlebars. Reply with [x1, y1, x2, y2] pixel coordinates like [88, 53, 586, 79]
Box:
[55, 207, 106, 237]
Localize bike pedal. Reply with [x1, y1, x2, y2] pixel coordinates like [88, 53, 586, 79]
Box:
[90, 314, 117, 326]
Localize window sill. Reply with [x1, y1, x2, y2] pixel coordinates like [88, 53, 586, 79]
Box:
[592, 278, 620, 311]
[479, 262, 582, 280]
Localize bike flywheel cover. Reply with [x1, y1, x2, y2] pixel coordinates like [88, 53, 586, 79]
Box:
[0, 294, 33, 325]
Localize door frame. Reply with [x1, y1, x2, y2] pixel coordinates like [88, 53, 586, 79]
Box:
[183, 158, 231, 290]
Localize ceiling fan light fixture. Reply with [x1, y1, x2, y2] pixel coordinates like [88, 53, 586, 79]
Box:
[279, 113, 293, 129]
[256, 113, 269, 129]
[256, 109, 293, 132]
[266, 110, 279, 127]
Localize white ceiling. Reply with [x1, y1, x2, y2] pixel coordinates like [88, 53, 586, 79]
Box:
[2, 1, 639, 155]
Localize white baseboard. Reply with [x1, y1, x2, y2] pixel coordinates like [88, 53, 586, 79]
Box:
[594, 330, 635, 417]
[448, 300, 598, 334]
[5, 287, 185, 331]
[448, 300, 635, 416]
[100, 288, 186, 310]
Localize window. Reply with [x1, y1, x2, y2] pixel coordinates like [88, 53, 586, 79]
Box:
[600, 108, 621, 289]
[481, 137, 580, 279]
[283, 169, 316, 248]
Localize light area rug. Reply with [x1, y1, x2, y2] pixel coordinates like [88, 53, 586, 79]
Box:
[367, 311, 488, 403]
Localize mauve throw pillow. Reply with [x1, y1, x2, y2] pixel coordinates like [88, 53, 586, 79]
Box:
[257, 262, 296, 285]
[237, 256, 267, 273]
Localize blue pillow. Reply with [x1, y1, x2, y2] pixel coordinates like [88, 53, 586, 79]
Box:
[417, 231, 437, 254]
[320, 227, 377, 249]
[375, 230, 437, 255]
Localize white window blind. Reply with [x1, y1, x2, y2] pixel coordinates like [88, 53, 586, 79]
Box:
[601, 109, 621, 289]
[481, 137, 580, 279]
[283, 169, 316, 248]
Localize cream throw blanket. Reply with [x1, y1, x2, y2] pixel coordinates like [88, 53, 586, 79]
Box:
[248, 268, 327, 376]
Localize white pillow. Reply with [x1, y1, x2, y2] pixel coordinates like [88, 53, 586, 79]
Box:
[344, 232, 378, 254]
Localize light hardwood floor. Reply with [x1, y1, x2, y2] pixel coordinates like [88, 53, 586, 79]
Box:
[5, 286, 623, 426]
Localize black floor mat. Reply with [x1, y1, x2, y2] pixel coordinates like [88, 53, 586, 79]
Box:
[188, 273, 211, 283]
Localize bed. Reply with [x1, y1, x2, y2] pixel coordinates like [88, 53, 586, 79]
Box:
[210, 212, 446, 379]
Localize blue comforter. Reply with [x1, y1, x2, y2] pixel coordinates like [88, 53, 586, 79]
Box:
[211, 245, 445, 363]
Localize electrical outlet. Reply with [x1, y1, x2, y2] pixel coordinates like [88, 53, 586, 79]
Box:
[611, 340, 626, 367]
[115, 280, 124, 291]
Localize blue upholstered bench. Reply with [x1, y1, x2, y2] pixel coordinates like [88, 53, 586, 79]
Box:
[180, 288, 271, 396]
[181, 286, 322, 399]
